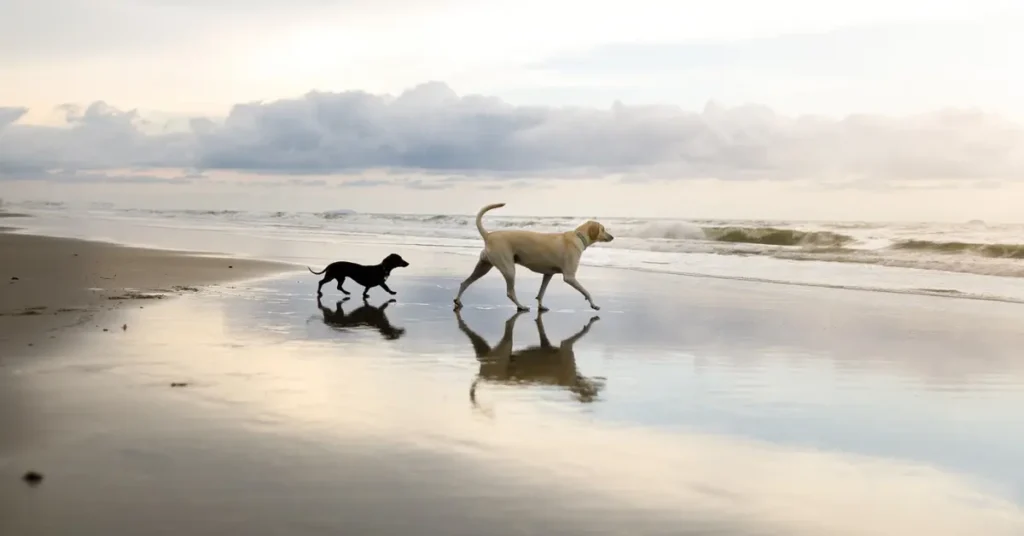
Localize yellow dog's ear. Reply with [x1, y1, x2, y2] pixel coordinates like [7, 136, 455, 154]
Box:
[586, 221, 601, 242]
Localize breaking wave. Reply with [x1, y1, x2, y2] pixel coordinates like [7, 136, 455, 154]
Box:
[626, 222, 854, 248]
[892, 240, 1024, 259]
[631, 222, 706, 240]
[703, 226, 855, 247]
[11, 200, 1024, 284]
[320, 209, 356, 219]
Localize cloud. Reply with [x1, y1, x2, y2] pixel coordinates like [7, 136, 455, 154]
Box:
[0, 168, 197, 185]
[532, 20, 1021, 78]
[337, 179, 393, 188]
[287, 178, 328, 187]
[511, 17, 1024, 118]
[2, 82, 1024, 183]
[0, 107, 27, 129]
[399, 178, 456, 190]
[0, 101, 194, 172]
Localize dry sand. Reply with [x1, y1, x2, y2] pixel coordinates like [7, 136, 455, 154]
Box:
[0, 227, 293, 357]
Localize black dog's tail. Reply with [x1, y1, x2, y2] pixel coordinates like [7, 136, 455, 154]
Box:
[307, 266, 327, 275]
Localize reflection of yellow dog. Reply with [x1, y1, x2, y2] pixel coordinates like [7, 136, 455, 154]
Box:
[453, 203, 614, 312]
[455, 309, 605, 405]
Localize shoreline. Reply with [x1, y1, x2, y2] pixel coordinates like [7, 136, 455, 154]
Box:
[9, 207, 1024, 307]
[4, 251, 1024, 535]
[0, 224, 295, 359]
[3, 212, 1024, 535]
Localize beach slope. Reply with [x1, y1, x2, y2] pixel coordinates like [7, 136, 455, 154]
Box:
[0, 228, 292, 356]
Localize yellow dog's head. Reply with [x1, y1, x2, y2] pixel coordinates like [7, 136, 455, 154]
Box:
[577, 220, 614, 244]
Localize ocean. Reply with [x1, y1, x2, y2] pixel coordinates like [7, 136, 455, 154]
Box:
[8, 200, 1024, 304]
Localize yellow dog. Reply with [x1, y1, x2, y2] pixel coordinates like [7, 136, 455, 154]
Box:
[453, 203, 614, 311]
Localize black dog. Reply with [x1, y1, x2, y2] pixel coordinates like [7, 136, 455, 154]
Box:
[307, 253, 410, 299]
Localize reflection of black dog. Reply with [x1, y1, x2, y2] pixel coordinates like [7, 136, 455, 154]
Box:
[455, 309, 604, 404]
[308, 253, 410, 299]
[317, 297, 406, 340]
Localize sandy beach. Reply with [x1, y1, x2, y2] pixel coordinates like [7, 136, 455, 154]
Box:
[7, 2, 1024, 532]
[0, 226, 290, 357]
[3, 215, 1024, 536]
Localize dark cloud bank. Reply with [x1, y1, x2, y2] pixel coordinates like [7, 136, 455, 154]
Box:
[2, 82, 1023, 183]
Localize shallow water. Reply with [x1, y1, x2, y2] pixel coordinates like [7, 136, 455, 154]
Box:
[13, 206, 1024, 303]
[8, 264, 1024, 535]
[5, 212, 1024, 534]
[231, 271, 1024, 498]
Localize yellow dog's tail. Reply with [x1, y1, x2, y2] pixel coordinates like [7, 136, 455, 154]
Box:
[475, 203, 505, 239]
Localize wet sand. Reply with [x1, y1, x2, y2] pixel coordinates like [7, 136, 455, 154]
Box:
[3, 227, 1024, 535]
[0, 228, 291, 357]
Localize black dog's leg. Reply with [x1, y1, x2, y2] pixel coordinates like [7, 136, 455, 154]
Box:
[362, 285, 373, 299]
[336, 276, 351, 295]
[317, 276, 333, 298]
[380, 281, 397, 295]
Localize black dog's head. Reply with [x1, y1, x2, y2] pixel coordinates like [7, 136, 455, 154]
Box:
[382, 253, 410, 269]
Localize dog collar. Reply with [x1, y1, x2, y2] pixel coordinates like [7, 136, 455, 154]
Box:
[574, 230, 590, 249]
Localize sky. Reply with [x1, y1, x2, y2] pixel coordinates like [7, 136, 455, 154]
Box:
[2, 0, 1024, 221]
